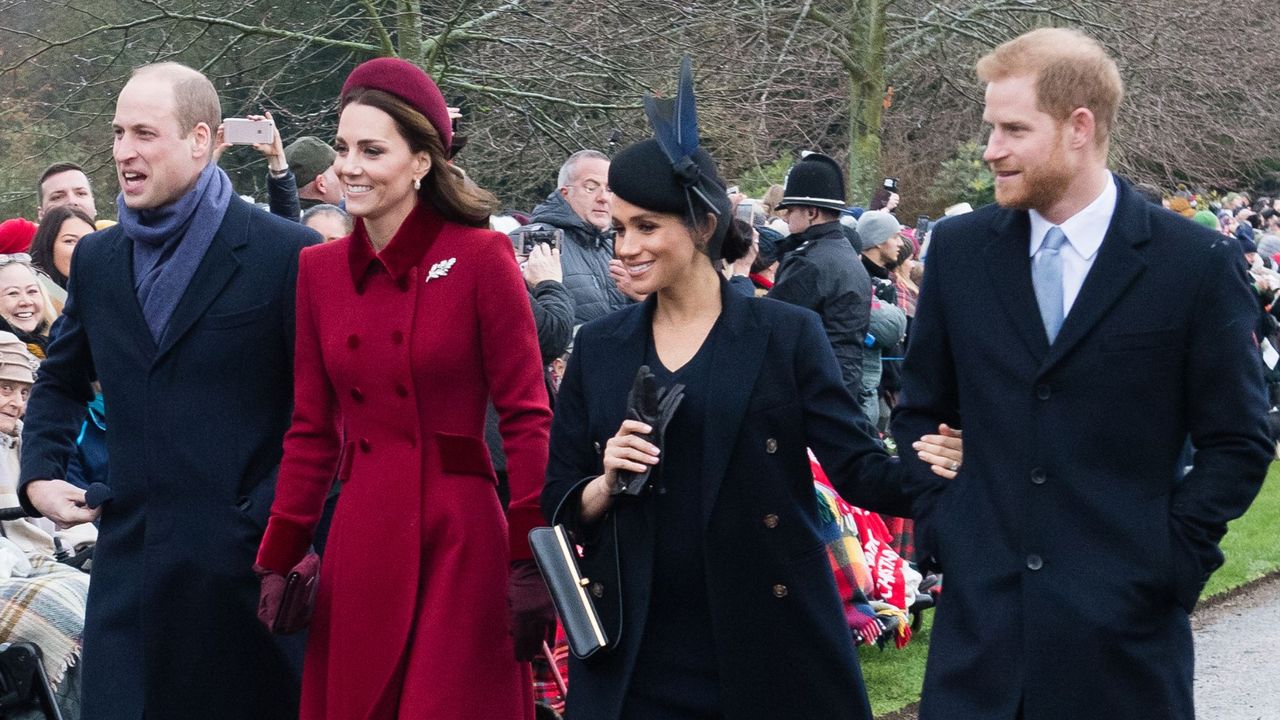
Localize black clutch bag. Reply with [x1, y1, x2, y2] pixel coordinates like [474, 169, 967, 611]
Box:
[529, 525, 616, 659]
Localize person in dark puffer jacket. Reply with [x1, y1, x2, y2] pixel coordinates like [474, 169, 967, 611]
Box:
[510, 150, 637, 324]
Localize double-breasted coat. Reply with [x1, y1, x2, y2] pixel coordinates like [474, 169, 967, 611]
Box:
[892, 177, 1273, 720]
[542, 284, 915, 719]
[20, 197, 315, 719]
[256, 204, 551, 719]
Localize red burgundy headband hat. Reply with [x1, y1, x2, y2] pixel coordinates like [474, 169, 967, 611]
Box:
[340, 57, 453, 154]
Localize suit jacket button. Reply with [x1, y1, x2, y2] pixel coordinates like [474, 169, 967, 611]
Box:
[347, 334, 360, 350]
[1036, 384, 1051, 400]
[765, 438, 778, 454]
[395, 384, 409, 398]
[1030, 468, 1047, 485]
[359, 438, 371, 453]
[772, 584, 788, 598]
[1026, 554, 1044, 571]
[590, 582, 604, 599]
[763, 514, 780, 529]
[392, 331, 404, 345]
[593, 441, 602, 454]
[350, 387, 364, 402]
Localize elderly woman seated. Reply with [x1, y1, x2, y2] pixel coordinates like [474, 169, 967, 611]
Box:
[0, 331, 94, 718]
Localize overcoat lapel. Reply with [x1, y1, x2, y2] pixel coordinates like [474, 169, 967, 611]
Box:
[700, 285, 769, 524]
[603, 297, 655, 424]
[100, 232, 159, 357]
[1039, 181, 1149, 375]
[155, 200, 249, 360]
[982, 209, 1051, 361]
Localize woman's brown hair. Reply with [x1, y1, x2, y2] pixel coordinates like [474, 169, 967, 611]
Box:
[341, 87, 497, 228]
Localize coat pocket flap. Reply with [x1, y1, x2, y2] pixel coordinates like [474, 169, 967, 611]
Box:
[435, 432, 496, 482]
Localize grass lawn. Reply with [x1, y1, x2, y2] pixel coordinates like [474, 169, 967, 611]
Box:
[863, 462, 1280, 717]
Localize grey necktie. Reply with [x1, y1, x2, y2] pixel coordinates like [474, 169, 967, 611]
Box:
[1033, 226, 1068, 344]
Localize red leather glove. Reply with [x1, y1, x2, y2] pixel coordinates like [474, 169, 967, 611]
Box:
[507, 559, 556, 661]
[255, 567, 288, 632]
[253, 551, 320, 634]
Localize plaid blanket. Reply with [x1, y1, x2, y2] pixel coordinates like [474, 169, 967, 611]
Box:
[0, 558, 89, 688]
[810, 454, 921, 613]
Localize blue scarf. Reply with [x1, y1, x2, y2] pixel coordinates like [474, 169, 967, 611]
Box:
[117, 163, 233, 341]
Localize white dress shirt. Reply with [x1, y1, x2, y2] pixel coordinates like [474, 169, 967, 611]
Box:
[1028, 171, 1118, 316]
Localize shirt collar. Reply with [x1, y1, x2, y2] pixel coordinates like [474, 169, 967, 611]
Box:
[347, 203, 444, 292]
[1029, 170, 1117, 259]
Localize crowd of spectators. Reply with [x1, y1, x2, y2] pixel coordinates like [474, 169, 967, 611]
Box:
[0, 71, 1274, 718]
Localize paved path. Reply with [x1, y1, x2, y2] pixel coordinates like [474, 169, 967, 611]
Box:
[1192, 573, 1280, 720]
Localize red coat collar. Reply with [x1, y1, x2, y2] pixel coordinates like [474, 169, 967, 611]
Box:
[347, 203, 445, 292]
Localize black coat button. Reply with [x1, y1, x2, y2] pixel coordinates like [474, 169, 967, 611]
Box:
[590, 582, 604, 599]
[1026, 554, 1044, 571]
[765, 438, 778, 454]
[593, 441, 602, 454]
[1031, 468, 1047, 485]
[1036, 384, 1051, 400]
[763, 514, 779, 529]
[772, 584, 789, 598]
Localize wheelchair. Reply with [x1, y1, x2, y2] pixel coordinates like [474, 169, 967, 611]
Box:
[0, 505, 87, 720]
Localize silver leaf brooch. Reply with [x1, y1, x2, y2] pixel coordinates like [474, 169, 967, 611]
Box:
[425, 257, 457, 283]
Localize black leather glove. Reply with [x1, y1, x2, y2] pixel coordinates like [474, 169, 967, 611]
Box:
[614, 365, 684, 496]
[508, 559, 557, 662]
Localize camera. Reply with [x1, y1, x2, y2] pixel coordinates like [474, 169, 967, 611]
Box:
[516, 228, 563, 255]
[916, 214, 932, 237]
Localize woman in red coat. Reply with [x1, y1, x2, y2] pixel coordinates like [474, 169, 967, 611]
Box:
[255, 58, 554, 719]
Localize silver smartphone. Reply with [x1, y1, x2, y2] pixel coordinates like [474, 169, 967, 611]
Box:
[223, 118, 275, 145]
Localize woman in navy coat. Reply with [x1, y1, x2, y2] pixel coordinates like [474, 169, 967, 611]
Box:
[541, 95, 961, 718]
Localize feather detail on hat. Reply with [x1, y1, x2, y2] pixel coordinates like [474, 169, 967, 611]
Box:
[643, 56, 720, 218]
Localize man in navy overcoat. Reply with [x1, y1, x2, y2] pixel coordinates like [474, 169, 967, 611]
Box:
[893, 29, 1272, 720]
[19, 63, 314, 718]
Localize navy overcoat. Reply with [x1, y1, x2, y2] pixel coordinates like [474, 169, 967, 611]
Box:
[20, 197, 315, 719]
[543, 284, 914, 719]
[893, 177, 1272, 720]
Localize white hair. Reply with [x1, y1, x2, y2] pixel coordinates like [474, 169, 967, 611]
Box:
[557, 149, 609, 189]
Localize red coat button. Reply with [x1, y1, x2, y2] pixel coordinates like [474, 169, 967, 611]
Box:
[359, 438, 371, 453]
[347, 334, 360, 349]
[392, 331, 404, 345]
[350, 387, 364, 403]
[395, 384, 409, 398]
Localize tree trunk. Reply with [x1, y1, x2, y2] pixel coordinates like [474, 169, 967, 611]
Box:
[847, 0, 886, 206]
